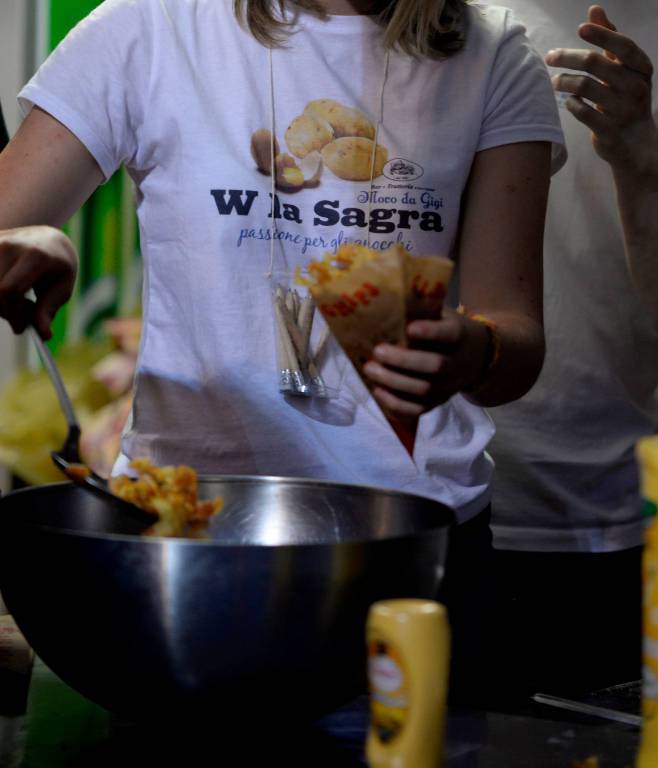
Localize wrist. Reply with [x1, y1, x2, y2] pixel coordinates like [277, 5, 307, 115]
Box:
[610, 125, 658, 183]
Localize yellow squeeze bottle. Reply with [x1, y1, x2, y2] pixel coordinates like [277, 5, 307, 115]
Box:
[366, 599, 450, 768]
[635, 437, 658, 768]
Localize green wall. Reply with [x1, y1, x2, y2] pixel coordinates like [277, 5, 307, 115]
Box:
[46, 0, 141, 350]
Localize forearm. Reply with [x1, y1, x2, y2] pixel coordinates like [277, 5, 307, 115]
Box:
[456, 141, 549, 409]
[611, 135, 658, 323]
[464, 310, 545, 408]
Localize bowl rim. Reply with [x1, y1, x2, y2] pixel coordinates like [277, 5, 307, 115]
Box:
[0, 474, 455, 548]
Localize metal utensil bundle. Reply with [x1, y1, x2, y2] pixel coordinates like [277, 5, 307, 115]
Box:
[273, 286, 329, 397]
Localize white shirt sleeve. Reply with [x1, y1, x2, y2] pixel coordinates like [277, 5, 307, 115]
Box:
[477, 9, 567, 173]
[18, 0, 152, 180]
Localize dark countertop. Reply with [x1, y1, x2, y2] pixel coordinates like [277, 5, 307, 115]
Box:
[0, 654, 641, 768]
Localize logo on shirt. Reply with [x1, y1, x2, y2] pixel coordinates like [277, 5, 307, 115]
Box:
[383, 158, 424, 182]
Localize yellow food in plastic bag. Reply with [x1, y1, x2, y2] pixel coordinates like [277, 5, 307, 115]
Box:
[0, 340, 113, 486]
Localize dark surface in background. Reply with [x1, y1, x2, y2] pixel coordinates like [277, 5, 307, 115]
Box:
[28, 695, 639, 768]
[584, 680, 642, 714]
[0, 525, 643, 768]
[0, 648, 642, 768]
[488, 546, 643, 700]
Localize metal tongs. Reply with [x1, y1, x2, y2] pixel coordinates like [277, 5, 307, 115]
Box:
[30, 325, 157, 528]
[532, 691, 642, 728]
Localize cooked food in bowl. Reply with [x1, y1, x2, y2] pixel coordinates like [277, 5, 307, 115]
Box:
[109, 458, 223, 537]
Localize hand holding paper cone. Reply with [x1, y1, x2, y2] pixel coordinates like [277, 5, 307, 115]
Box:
[364, 306, 492, 413]
[297, 244, 455, 453]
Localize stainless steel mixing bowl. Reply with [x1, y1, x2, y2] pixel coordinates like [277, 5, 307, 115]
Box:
[0, 475, 452, 723]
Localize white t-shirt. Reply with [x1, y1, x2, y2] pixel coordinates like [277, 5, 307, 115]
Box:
[19, 0, 564, 523]
[486, 0, 658, 551]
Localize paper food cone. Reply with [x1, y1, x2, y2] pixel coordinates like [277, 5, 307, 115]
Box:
[404, 253, 454, 322]
[304, 245, 454, 455]
[309, 245, 408, 373]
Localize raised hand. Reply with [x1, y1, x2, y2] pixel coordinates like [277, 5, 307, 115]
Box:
[545, 5, 656, 171]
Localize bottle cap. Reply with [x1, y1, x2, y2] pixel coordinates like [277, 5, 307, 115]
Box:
[370, 599, 447, 621]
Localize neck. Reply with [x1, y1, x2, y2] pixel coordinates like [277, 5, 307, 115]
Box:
[317, 0, 388, 15]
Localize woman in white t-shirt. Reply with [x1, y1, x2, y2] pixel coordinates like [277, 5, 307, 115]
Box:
[0, 0, 564, 700]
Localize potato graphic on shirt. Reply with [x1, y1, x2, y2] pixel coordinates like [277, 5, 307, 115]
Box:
[250, 129, 280, 174]
[321, 137, 389, 181]
[250, 129, 324, 192]
[304, 99, 375, 140]
[274, 153, 305, 191]
[285, 113, 335, 159]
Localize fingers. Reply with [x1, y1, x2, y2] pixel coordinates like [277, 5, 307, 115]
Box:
[546, 48, 628, 90]
[407, 316, 462, 345]
[0, 251, 31, 333]
[363, 315, 461, 379]
[546, 40, 652, 127]
[362, 340, 446, 416]
[0, 253, 54, 332]
[564, 96, 609, 133]
[546, 48, 652, 102]
[32, 274, 74, 339]
[578, 23, 653, 79]
[371, 344, 443, 376]
[551, 72, 627, 115]
[371, 386, 425, 419]
[363, 358, 435, 398]
[362, 315, 465, 415]
[0, 228, 76, 336]
[0, 248, 52, 296]
[587, 5, 615, 32]
[0, 294, 32, 335]
[587, 6, 617, 62]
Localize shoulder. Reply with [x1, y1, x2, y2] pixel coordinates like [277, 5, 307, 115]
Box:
[459, 2, 550, 83]
[76, 0, 229, 32]
[58, 0, 151, 49]
[122, 0, 236, 25]
[60, 0, 237, 55]
[79, 0, 148, 26]
[464, 3, 529, 53]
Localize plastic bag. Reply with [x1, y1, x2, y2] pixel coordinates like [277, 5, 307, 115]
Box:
[0, 341, 113, 485]
[0, 317, 141, 486]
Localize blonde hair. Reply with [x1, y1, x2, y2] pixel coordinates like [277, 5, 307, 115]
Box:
[233, 1, 469, 59]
